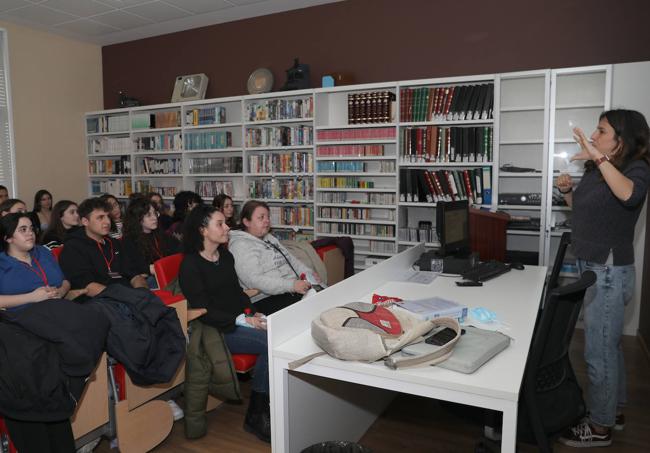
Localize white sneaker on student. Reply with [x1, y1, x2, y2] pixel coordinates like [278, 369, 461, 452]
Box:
[167, 399, 184, 421]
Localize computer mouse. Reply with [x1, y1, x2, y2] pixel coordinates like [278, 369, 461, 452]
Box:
[510, 262, 525, 270]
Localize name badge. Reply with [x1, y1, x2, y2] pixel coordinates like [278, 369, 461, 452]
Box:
[108, 271, 122, 279]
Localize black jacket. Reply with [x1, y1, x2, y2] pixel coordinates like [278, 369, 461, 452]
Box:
[0, 299, 110, 422]
[60, 227, 136, 290]
[121, 231, 180, 276]
[88, 285, 186, 386]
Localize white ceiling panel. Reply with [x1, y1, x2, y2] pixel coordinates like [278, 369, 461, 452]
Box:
[54, 18, 119, 36]
[0, 0, 343, 45]
[124, 2, 191, 23]
[92, 9, 152, 30]
[41, 0, 112, 17]
[166, 0, 233, 15]
[2, 4, 76, 25]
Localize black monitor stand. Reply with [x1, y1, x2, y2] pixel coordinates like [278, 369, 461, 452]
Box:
[441, 249, 478, 275]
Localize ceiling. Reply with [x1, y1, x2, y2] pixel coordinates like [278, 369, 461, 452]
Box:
[0, 0, 342, 45]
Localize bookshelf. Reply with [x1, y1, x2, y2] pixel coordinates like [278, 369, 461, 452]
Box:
[84, 64, 613, 272]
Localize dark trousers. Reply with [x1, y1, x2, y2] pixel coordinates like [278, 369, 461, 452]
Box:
[254, 293, 302, 315]
[5, 417, 75, 453]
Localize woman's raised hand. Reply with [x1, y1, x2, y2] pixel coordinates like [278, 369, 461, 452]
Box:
[570, 127, 599, 161]
[556, 173, 573, 193]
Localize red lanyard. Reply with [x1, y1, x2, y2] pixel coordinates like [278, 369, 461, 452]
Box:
[22, 256, 49, 286]
[95, 238, 115, 272]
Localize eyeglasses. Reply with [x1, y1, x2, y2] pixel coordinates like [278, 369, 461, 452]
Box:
[15, 225, 35, 235]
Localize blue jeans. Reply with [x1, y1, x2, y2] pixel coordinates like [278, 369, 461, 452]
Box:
[577, 259, 635, 427]
[223, 326, 269, 394]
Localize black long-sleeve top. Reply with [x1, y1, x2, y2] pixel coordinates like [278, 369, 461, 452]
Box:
[121, 232, 180, 276]
[178, 248, 254, 333]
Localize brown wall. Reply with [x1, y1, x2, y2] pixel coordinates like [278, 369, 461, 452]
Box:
[102, 0, 650, 109]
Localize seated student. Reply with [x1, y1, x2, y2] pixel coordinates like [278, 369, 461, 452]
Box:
[0, 215, 78, 453]
[122, 198, 180, 288]
[178, 205, 270, 443]
[228, 200, 320, 315]
[167, 190, 202, 240]
[41, 200, 80, 248]
[0, 184, 8, 204]
[32, 189, 53, 231]
[148, 192, 173, 231]
[59, 197, 147, 297]
[212, 193, 237, 229]
[99, 194, 124, 239]
[0, 198, 42, 239]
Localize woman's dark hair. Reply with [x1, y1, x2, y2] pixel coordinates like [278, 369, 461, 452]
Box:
[238, 200, 269, 231]
[0, 198, 26, 215]
[212, 193, 237, 227]
[43, 200, 77, 243]
[0, 212, 32, 252]
[172, 191, 203, 222]
[585, 109, 650, 172]
[32, 189, 53, 213]
[182, 205, 218, 254]
[124, 198, 162, 264]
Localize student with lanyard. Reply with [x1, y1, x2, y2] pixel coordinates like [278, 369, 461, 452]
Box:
[228, 200, 321, 315]
[59, 197, 147, 298]
[0, 212, 84, 452]
[122, 198, 180, 289]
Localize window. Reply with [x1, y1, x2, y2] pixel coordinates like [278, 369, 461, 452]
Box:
[0, 29, 16, 195]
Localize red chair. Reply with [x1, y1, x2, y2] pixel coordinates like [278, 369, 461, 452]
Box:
[50, 245, 64, 261]
[0, 417, 18, 453]
[153, 253, 258, 374]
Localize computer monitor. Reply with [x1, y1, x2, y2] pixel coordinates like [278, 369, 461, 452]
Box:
[436, 200, 470, 257]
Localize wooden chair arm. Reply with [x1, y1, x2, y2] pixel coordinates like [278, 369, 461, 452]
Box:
[187, 308, 207, 322]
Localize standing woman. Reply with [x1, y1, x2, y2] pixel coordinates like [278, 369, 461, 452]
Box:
[99, 194, 124, 239]
[212, 193, 237, 228]
[122, 198, 179, 288]
[41, 200, 80, 248]
[33, 189, 53, 231]
[178, 205, 271, 442]
[557, 110, 650, 448]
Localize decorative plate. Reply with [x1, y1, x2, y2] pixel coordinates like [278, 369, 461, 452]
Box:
[247, 68, 274, 94]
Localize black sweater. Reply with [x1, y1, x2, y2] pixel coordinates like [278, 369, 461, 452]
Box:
[60, 227, 136, 289]
[121, 232, 180, 276]
[178, 249, 254, 333]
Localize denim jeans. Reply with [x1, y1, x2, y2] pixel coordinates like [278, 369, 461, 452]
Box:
[577, 259, 635, 427]
[223, 326, 269, 394]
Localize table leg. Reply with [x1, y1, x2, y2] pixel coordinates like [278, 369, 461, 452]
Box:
[501, 402, 518, 453]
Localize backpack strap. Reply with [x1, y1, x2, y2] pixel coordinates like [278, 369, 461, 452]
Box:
[288, 352, 327, 370]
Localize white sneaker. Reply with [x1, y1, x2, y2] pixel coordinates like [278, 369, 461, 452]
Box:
[76, 437, 101, 453]
[167, 399, 184, 421]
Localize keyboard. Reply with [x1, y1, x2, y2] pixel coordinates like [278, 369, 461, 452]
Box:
[461, 261, 511, 282]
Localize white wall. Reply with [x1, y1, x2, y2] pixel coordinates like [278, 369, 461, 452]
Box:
[611, 61, 650, 336]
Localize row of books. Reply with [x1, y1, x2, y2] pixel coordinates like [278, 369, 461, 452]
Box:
[318, 223, 395, 237]
[399, 167, 493, 204]
[134, 134, 182, 152]
[317, 192, 397, 204]
[185, 131, 232, 150]
[187, 156, 242, 174]
[316, 144, 385, 157]
[319, 207, 396, 221]
[316, 127, 395, 142]
[248, 178, 313, 200]
[132, 111, 181, 130]
[185, 106, 227, 126]
[246, 98, 313, 122]
[138, 157, 182, 175]
[90, 179, 132, 197]
[347, 91, 396, 124]
[400, 126, 492, 163]
[398, 226, 437, 244]
[316, 161, 395, 173]
[89, 157, 131, 175]
[318, 177, 376, 189]
[89, 137, 132, 154]
[87, 115, 129, 134]
[272, 230, 313, 242]
[399, 83, 494, 123]
[361, 241, 396, 253]
[248, 152, 313, 174]
[269, 206, 314, 227]
[245, 126, 313, 148]
[195, 181, 234, 198]
[135, 181, 178, 197]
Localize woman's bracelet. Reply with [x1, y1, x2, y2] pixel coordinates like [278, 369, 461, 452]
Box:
[558, 186, 573, 195]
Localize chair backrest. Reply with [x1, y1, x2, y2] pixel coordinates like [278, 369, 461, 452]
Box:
[153, 253, 184, 289]
[51, 246, 63, 262]
[547, 231, 571, 292]
[519, 270, 596, 443]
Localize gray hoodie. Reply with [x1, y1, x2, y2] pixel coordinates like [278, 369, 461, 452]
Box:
[228, 230, 312, 302]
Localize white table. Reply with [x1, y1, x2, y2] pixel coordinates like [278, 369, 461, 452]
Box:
[267, 244, 546, 452]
